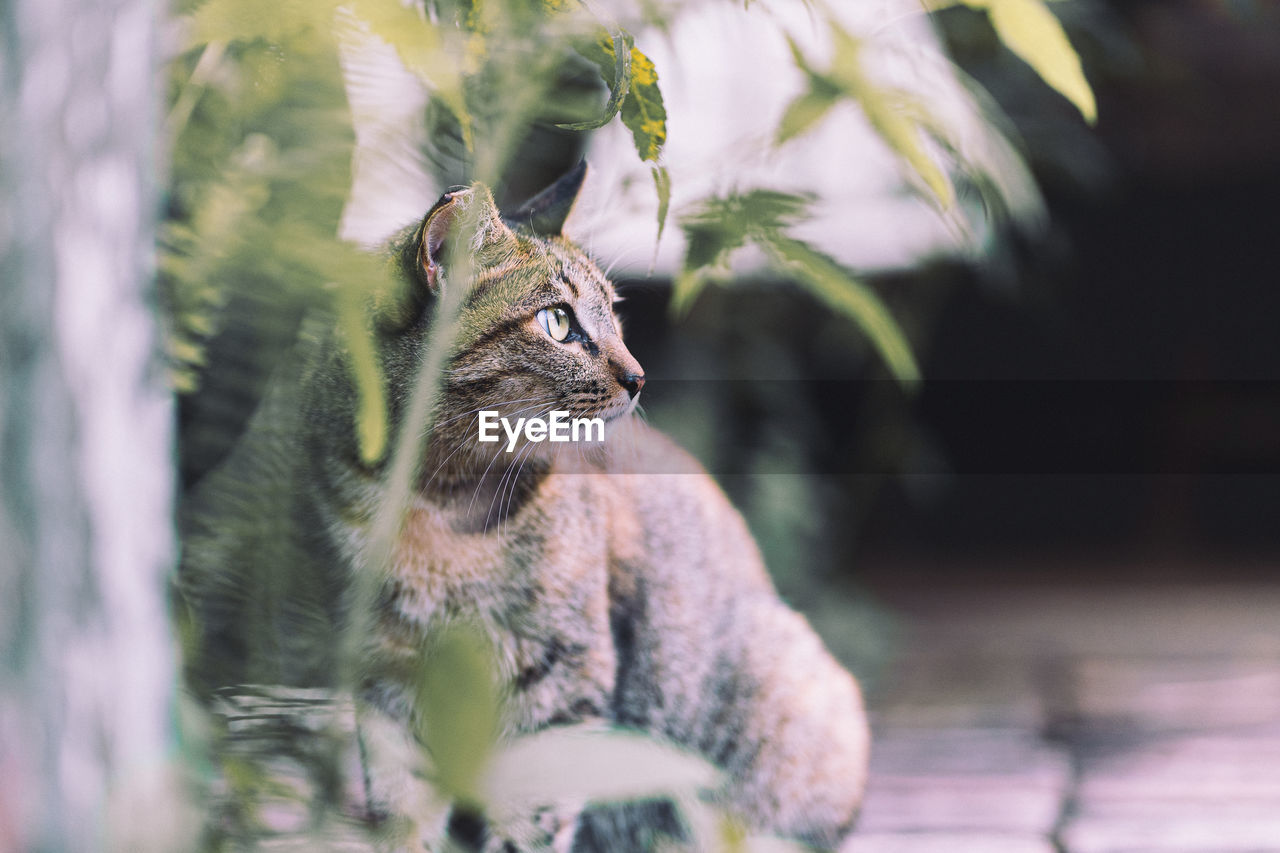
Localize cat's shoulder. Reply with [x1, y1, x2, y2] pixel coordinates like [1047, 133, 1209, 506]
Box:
[601, 418, 706, 477]
[598, 418, 771, 581]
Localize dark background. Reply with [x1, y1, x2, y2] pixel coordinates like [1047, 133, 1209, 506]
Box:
[618, 0, 1280, 584]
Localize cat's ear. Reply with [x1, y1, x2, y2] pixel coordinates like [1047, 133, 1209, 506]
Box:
[412, 184, 511, 292]
[503, 160, 588, 237]
[415, 188, 466, 292]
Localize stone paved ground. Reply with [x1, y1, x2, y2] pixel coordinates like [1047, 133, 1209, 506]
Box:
[848, 577, 1280, 853]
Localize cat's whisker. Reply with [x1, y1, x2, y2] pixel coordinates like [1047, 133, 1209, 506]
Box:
[465, 398, 555, 518]
[486, 407, 547, 535]
[498, 439, 539, 537]
[622, 417, 643, 473]
[470, 441, 511, 522]
[419, 396, 560, 495]
[419, 418, 482, 494]
[600, 246, 646, 283]
[483, 453, 519, 534]
[490, 422, 541, 531]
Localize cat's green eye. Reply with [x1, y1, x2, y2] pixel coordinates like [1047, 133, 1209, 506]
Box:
[536, 307, 572, 342]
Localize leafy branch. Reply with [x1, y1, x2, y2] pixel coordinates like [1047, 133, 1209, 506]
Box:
[674, 191, 920, 387]
[779, 21, 955, 210]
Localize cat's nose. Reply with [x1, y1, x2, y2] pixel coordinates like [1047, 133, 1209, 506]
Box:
[619, 372, 645, 399]
[610, 350, 645, 398]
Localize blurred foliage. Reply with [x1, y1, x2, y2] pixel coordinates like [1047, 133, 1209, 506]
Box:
[163, 0, 1097, 847]
[161, 0, 1095, 457]
[930, 0, 1096, 122]
[414, 626, 501, 807]
[674, 190, 920, 385]
[780, 21, 954, 210]
[207, 626, 815, 851]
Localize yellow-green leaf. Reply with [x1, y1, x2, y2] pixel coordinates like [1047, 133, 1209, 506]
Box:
[560, 29, 632, 131]
[785, 24, 953, 209]
[336, 291, 387, 465]
[776, 89, 838, 145]
[169, 336, 207, 367]
[978, 0, 1096, 124]
[415, 626, 501, 806]
[171, 367, 200, 395]
[766, 235, 920, 387]
[866, 93, 954, 209]
[828, 24, 954, 209]
[652, 164, 672, 255]
[721, 815, 748, 853]
[271, 232, 394, 466]
[670, 269, 710, 318]
[189, 0, 340, 47]
[620, 44, 667, 162]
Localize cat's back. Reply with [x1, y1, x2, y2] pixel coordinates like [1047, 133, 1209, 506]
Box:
[592, 421, 869, 845]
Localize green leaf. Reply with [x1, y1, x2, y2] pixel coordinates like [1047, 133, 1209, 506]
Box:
[189, 0, 340, 47]
[765, 234, 920, 387]
[673, 191, 816, 316]
[319, 252, 394, 466]
[831, 25, 953, 208]
[335, 290, 388, 465]
[651, 164, 672, 253]
[679, 218, 740, 278]
[681, 218, 742, 273]
[676, 190, 813, 280]
[619, 43, 667, 161]
[560, 29, 633, 131]
[783, 24, 954, 209]
[670, 268, 711, 318]
[415, 626, 502, 807]
[967, 0, 1096, 123]
[776, 89, 838, 145]
[783, 31, 816, 77]
[251, 222, 394, 465]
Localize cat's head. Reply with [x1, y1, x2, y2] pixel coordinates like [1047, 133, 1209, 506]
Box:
[377, 165, 644, 487]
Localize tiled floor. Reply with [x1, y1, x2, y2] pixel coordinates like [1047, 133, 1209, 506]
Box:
[852, 578, 1280, 852]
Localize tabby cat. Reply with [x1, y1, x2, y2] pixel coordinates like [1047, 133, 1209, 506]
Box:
[178, 164, 869, 852]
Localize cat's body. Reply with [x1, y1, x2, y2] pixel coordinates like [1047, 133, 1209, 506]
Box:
[179, 173, 868, 851]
